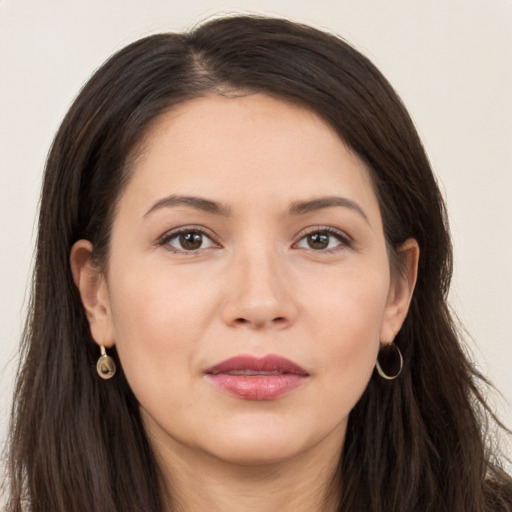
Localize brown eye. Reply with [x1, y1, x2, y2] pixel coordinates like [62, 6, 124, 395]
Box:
[295, 229, 348, 252]
[179, 232, 203, 250]
[163, 229, 217, 253]
[307, 232, 329, 250]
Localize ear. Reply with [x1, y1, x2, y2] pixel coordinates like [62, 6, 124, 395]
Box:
[379, 238, 419, 343]
[70, 240, 115, 348]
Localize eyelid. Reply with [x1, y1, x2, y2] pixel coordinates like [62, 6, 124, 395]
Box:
[156, 224, 352, 253]
[292, 225, 353, 250]
[157, 224, 221, 253]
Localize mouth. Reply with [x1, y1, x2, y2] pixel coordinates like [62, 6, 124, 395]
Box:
[204, 354, 310, 400]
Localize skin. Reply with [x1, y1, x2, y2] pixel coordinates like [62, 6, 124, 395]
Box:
[71, 94, 419, 512]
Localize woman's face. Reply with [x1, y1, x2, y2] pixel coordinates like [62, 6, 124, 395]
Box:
[74, 93, 416, 467]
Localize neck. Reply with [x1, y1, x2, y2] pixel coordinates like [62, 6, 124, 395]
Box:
[151, 432, 342, 512]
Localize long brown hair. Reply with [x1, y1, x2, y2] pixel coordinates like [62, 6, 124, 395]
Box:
[5, 15, 511, 512]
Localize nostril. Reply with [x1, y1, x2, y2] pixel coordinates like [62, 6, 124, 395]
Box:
[232, 316, 287, 327]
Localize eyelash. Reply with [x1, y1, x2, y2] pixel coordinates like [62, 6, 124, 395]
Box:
[294, 226, 352, 252]
[157, 225, 220, 254]
[157, 226, 352, 254]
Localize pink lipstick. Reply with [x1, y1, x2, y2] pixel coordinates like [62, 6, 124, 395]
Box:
[205, 354, 309, 400]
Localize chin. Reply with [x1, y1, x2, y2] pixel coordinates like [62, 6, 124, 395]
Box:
[209, 436, 306, 467]
[199, 415, 322, 467]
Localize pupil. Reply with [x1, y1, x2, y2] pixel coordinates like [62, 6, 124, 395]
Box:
[308, 232, 329, 249]
[180, 232, 202, 250]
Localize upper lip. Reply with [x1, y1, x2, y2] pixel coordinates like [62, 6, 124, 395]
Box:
[205, 354, 309, 376]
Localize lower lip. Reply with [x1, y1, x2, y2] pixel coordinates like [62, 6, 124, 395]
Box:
[206, 374, 307, 400]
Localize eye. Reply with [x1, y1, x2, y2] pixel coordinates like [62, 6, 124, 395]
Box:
[159, 228, 218, 253]
[295, 228, 350, 251]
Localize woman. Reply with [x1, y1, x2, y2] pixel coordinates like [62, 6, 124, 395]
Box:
[4, 14, 511, 512]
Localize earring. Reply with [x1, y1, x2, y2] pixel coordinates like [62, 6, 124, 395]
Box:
[375, 342, 403, 380]
[96, 345, 116, 379]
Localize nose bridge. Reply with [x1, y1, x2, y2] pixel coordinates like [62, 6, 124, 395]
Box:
[242, 244, 281, 297]
[222, 238, 295, 329]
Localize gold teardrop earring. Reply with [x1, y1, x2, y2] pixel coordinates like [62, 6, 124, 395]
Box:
[96, 345, 117, 379]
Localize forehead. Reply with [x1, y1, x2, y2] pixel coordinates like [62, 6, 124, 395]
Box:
[122, 93, 380, 223]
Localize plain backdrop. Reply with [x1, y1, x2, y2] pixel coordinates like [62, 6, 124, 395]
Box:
[1, 0, 511, 462]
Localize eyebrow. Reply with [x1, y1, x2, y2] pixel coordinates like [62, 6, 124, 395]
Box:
[287, 196, 369, 223]
[144, 194, 232, 218]
[144, 194, 368, 223]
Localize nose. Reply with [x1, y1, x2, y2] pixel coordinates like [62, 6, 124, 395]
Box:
[221, 248, 298, 330]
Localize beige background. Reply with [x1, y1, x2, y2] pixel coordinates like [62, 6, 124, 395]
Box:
[1, 0, 511, 462]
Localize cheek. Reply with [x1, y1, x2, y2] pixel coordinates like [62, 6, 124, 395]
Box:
[301, 266, 389, 403]
[304, 261, 389, 339]
[106, 263, 219, 404]
[109, 257, 218, 335]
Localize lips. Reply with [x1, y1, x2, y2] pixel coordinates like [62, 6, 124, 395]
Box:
[204, 354, 309, 400]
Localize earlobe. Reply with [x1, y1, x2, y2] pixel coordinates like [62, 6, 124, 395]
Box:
[380, 238, 420, 342]
[70, 240, 115, 348]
